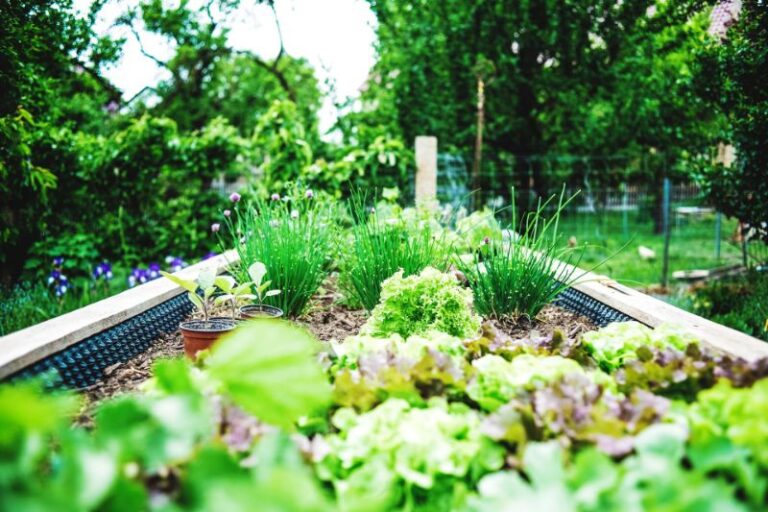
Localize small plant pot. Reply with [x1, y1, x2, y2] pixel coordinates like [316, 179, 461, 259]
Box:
[239, 304, 284, 320]
[179, 319, 237, 359]
[209, 316, 245, 324]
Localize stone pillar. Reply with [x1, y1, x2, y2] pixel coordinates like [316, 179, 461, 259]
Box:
[415, 136, 437, 202]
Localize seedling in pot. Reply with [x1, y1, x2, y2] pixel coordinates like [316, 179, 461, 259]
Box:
[249, 262, 281, 304]
[161, 267, 236, 358]
[161, 268, 218, 321]
[239, 262, 284, 319]
[213, 273, 257, 320]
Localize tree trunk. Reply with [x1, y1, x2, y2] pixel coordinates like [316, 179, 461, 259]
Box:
[471, 77, 485, 211]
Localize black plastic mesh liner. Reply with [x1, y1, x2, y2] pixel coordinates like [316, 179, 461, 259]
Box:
[554, 287, 633, 327]
[7, 294, 192, 389]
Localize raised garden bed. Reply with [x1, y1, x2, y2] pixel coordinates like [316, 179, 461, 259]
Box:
[2, 196, 768, 511]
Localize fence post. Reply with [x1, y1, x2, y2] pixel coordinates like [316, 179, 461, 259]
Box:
[621, 181, 629, 239]
[715, 212, 722, 261]
[415, 136, 438, 203]
[661, 177, 672, 288]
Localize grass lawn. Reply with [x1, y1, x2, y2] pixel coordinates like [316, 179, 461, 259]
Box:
[556, 210, 744, 287]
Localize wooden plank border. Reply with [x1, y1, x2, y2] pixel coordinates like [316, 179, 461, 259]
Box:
[0, 250, 240, 380]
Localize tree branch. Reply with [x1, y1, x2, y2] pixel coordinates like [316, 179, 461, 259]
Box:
[72, 58, 123, 102]
[125, 22, 174, 74]
[269, 0, 286, 66]
[236, 49, 297, 102]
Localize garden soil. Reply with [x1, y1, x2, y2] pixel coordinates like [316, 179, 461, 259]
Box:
[75, 282, 595, 425]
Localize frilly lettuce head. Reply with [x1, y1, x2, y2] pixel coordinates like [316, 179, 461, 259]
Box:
[688, 378, 768, 469]
[582, 321, 697, 371]
[317, 398, 504, 509]
[467, 354, 587, 411]
[467, 354, 586, 411]
[363, 267, 481, 339]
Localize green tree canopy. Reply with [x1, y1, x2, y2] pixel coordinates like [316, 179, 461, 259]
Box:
[358, 0, 721, 162]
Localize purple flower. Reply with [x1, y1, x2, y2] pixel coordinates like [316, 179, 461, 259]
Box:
[305, 189, 314, 199]
[53, 257, 64, 267]
[229, 192, 241, 203]
[482, 236, 491, 246]
[271, 193, 280, 201]
[148, 263, 161, 279]
[223, 209, 231, 217]
[92, 261, 113, 281]
[203, 251, 217, 261]
[104, 100, 119, 114]
[211, 223, 221, 233]
[165, 256, 187, 272]
[47, 269, 70, 297]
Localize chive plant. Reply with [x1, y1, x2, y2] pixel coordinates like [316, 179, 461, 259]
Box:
[227, 194, 332, 317]
[342, 195, 451, 311]
[458, 190, 593, 320]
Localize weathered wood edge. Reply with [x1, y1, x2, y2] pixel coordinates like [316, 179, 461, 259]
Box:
[0, 250, 241, 380]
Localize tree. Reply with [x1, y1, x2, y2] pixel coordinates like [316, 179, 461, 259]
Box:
[121, 0, 322, 137]
[695, 1, 768, 245]
[359, 0, 721, 204]
[0, 0, 121, 283]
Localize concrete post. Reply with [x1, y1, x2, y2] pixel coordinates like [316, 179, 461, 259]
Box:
[415, 136, 437, 203]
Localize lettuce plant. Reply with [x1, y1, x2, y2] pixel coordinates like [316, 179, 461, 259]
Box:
[582, 321, 697, 371]
[362, 267, 481, 339]
[466, 354, 588, 411]
[317, 398, 504, 510]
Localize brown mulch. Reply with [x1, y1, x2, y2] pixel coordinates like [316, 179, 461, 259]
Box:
[297, 284, 368, 342]
[491, 304, 597, 341]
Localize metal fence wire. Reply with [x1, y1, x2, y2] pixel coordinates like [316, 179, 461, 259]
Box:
[430, 151, 755, 286]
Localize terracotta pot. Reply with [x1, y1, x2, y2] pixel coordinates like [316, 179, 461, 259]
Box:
[179, 319, 237, 359]
[239, 304, 284, 320]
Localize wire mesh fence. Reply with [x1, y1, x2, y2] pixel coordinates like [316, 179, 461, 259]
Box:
[433, 151, 754, 287]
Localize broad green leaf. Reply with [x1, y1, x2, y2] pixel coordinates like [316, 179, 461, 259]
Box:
[248, 262, 267, 286]
[215, 276, 236, 293]
[161, 270, 198, 293]
[215, 294, 235, 305]
[188, 292, 205, 313]
[198, 268, 217, 290]
[205, 321, 331, 429]
[234, 283, 253, 295]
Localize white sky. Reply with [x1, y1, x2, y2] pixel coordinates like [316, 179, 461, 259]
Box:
[75, 0, 377, 137]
